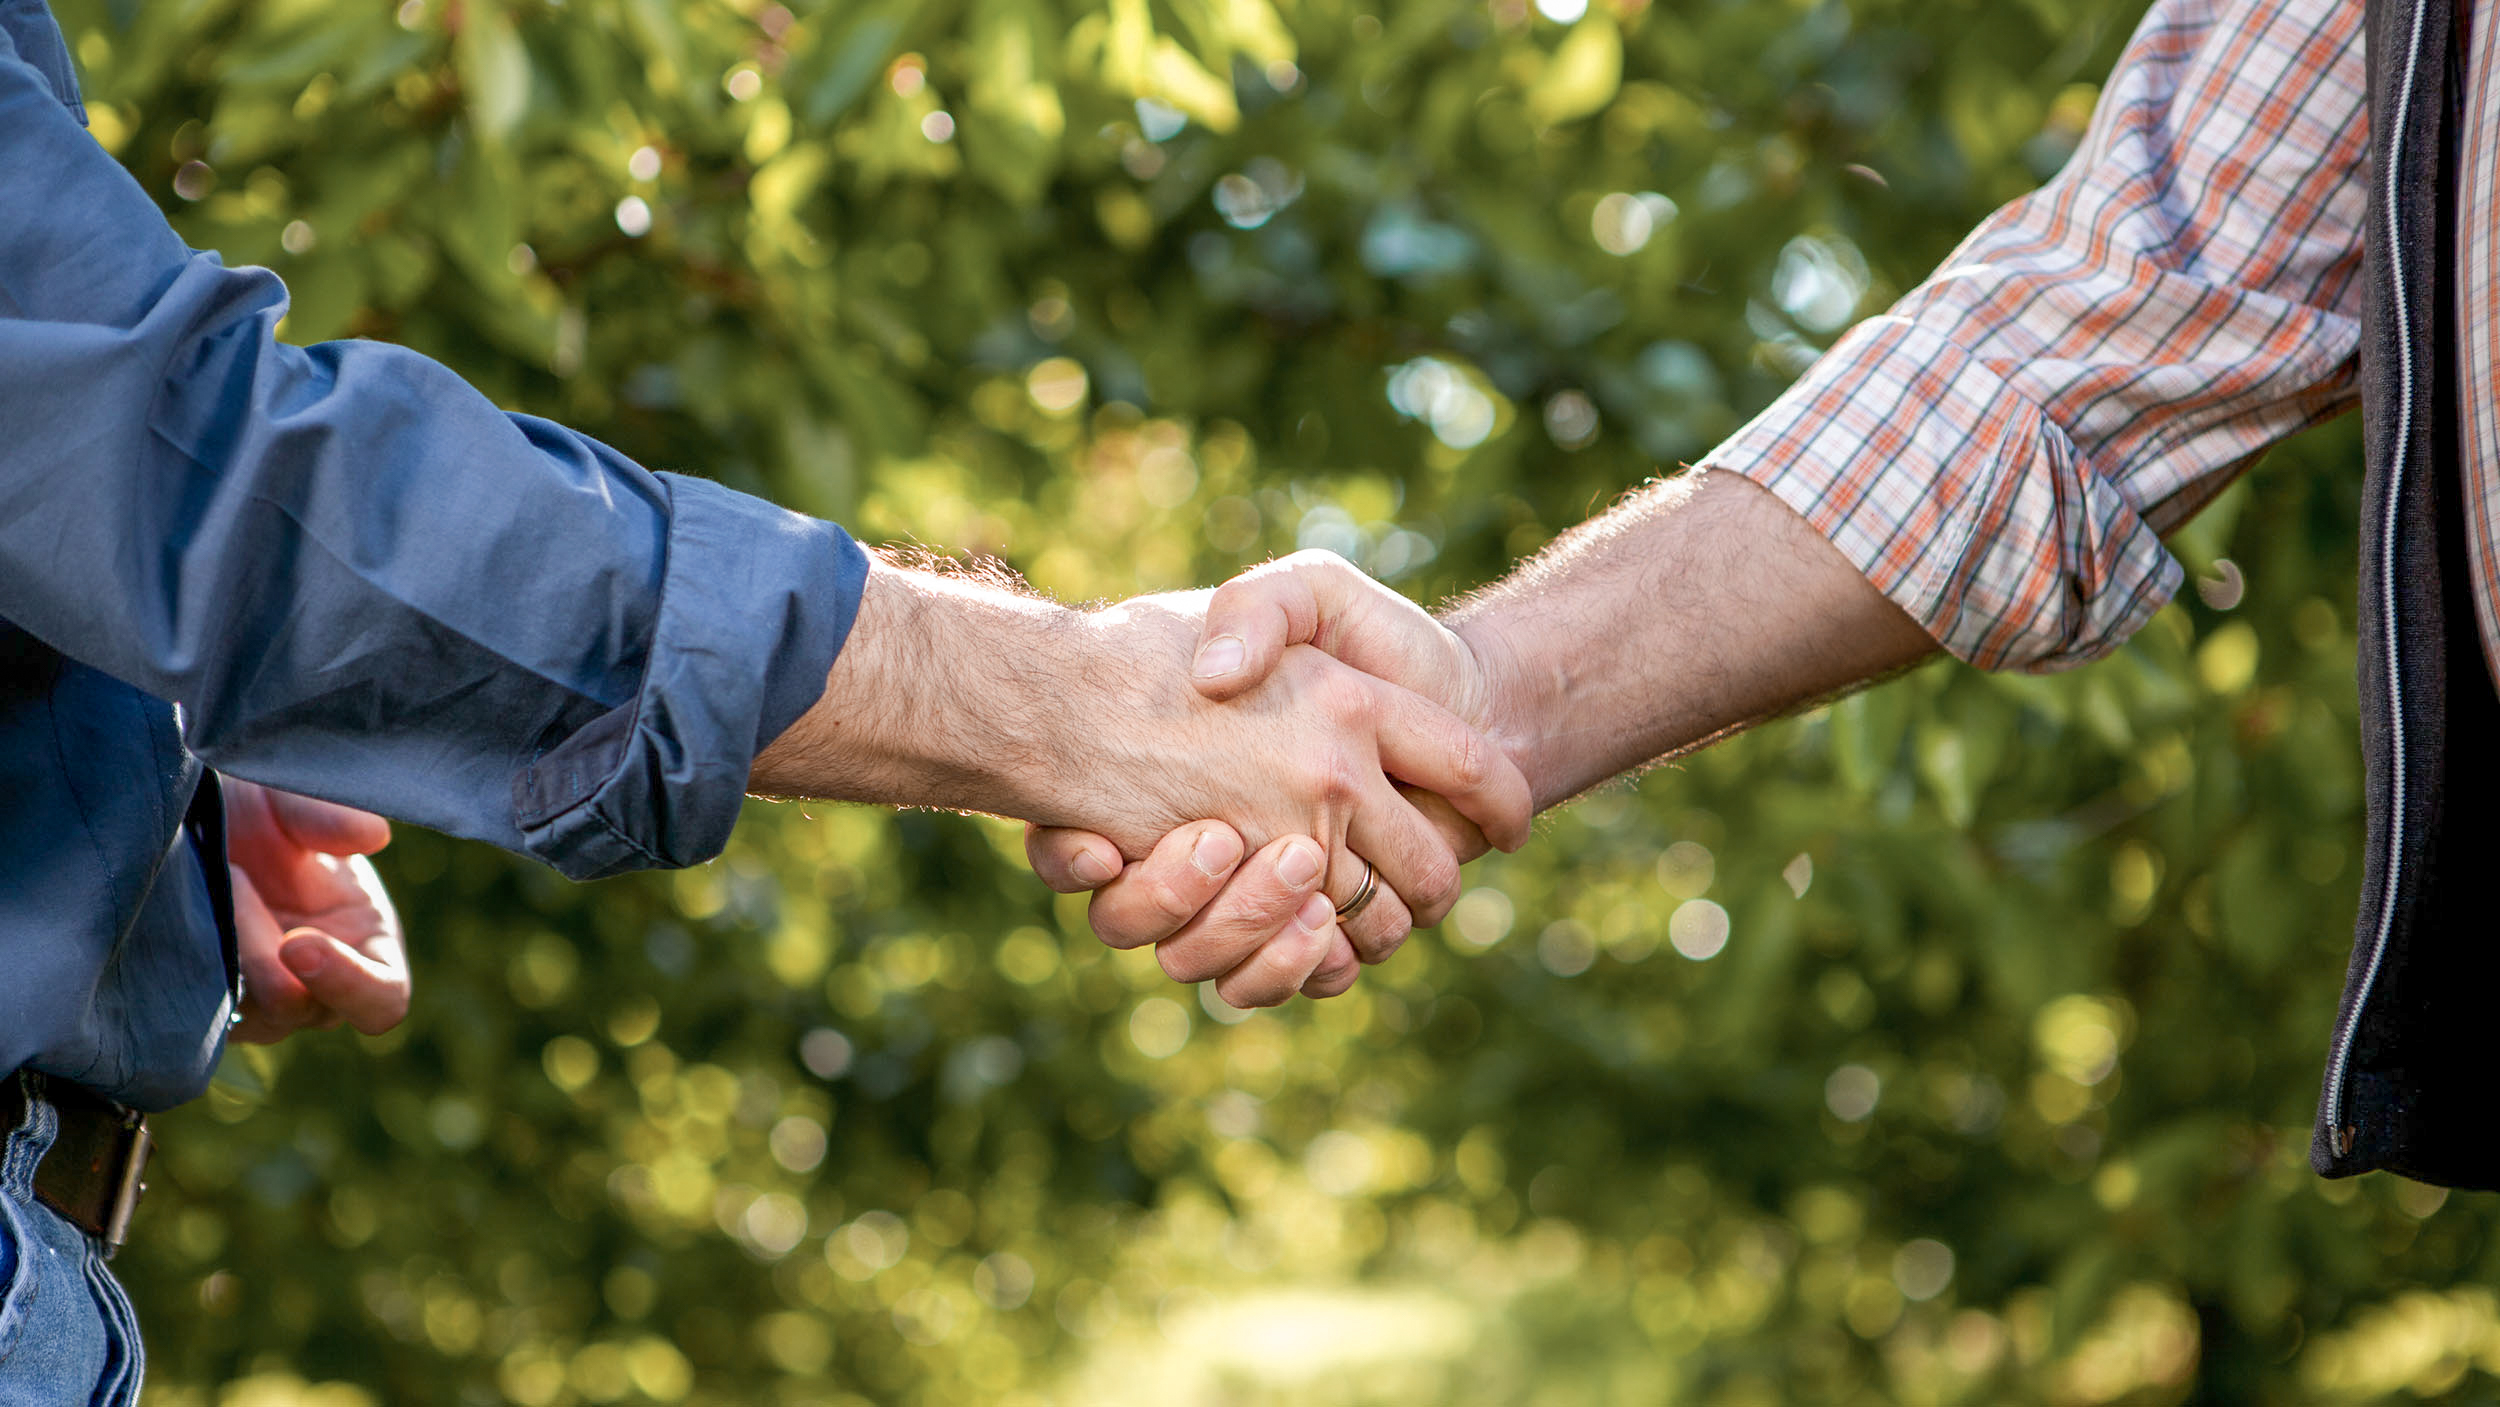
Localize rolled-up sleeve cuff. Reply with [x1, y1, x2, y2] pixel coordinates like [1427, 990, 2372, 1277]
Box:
[1697, 317, 2181, 673]
[512, 473, 870, 879]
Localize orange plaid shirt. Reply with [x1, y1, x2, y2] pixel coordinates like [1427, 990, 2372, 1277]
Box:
[1705, 0, 2375, 672]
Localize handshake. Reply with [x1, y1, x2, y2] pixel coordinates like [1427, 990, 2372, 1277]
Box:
[217, 471, 1936, 1044]
[213, 549, 1522, 1044]
[751, 470, 1938, 1008]
[753, 547, 1538, 1010]
[1029, 549, 1535, 1010]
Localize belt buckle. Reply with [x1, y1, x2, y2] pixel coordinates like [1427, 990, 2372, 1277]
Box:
[99, 1111, 152, 1255]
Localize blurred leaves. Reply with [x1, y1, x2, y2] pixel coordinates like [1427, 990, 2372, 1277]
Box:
[47, 0, 2482, 1401]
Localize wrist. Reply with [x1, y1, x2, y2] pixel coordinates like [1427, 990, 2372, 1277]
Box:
[1446, 611, 1573, 813]
[753, 556, 1097, 814]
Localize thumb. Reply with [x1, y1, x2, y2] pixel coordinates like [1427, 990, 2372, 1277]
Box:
[281, 932, 411, 1036]
[1189, 550, 1464, 706]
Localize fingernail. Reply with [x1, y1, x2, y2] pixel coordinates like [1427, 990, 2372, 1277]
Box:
[1071, 849, 1119, 886]
[1296, 892, 1336, 933]
[1278, 841, 1324, 888]
[1193, 635, 1246, 678]
[288, 944, 328, 975]
[1191, 828, 1243, 878]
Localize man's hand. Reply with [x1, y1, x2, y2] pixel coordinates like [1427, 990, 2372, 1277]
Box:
[1035, 471, 1940, 990]
[223, 779, 410, 1044]
[1027, 554, 1499, 990]
[1026, 820, 1367, 1007]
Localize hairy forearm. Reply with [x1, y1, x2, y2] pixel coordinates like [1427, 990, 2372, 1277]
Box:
[1446, 470, 1938, 810]
[750, 555, 1097, 818]
[749, 556, 1457, 864]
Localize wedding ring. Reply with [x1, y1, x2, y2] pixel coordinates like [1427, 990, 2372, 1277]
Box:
[1334, 860, 1379, 921]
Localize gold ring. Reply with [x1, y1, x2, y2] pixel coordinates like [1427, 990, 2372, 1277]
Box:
[1334, 860, 1378, 921]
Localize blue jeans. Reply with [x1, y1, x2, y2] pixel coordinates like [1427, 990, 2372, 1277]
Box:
[0, 1079, 144, 1406]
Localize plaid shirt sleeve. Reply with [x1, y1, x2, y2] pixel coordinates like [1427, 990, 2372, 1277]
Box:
[1699, 0, 2369, 672]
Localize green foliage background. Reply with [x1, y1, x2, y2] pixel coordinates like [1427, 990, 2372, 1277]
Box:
[46, 0, 2493, 1400]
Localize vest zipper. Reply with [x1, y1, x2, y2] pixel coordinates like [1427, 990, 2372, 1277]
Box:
[2322, 0, 2438, 1157]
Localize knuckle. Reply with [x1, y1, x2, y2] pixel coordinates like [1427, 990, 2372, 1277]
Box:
[1157, 943, 1221, 986]
[1314, 754, 1366, 808]
[1304, 967, 1357, 998]
[1292, 754, 1359, 809]
[1411, 888, 1458, 928]
[1448, 729, 1492, 790]
[1088, 894, 1155, 950]
[1355, 920, 1412, 964]
[1242, 982, 1292, 1010]
[1206, 577, 1255, 613]
[1320, 674, 1379, 725]
[1139, 873, 1199, 926]
[1411, 854, 1462, 918]
[1211, 974, 1269, 1009]
[1231, 942, 1314, 1009]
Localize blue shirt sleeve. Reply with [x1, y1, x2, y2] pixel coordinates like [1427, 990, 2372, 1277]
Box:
[0, 25, 869, 880]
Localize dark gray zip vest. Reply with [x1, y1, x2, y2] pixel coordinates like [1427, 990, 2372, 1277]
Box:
[2311, 0, 2500, 1189]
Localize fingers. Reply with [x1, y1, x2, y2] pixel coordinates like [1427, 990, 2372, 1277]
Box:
[1192, 551, 1464, 706]
[1398, 783, 1497, 866]
[280, 932, 412, 1036]
[1300, 928, 1363, 998]
[1024, 824, 1127, 893]
[1036, 823, 1372, 1007]
[1367, 680, 1534, 852]
[1152, 834, 1330, 980]
[228, 866, 326, 1044]
[219, 779, 285, 880]
[1081, 822, 1250, 950]
[1327, 844, 1417, 966]
[268, 788, 392, 856]
[228, 858, 408, 1044]
[1343, 770, 1467, 930]
[1211, 892, 1342, 1008]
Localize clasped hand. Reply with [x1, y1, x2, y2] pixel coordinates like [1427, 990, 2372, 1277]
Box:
[223, 778, 410, 1044]
[1033, 588, 1528, 1007]
[748, 557, 1531, 1007]
[1031, 555, 1517, 1007]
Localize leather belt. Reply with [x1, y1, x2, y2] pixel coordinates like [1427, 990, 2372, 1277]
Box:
[0, 1074, 152, 1255]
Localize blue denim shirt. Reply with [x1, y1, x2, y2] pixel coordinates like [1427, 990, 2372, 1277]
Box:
[0, 0, 869, 1109]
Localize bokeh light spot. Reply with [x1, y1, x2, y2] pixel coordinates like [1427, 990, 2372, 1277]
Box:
[1130, 996, 1192, 1058]
[1028, 357, 1090, 414]
[798, 1027, 853, 1079]
[1592, 191, 1675, 255]
[1544, 390, 1599, 448]
[1667, 899, 1729, 960]
[1447, 888, 1515, 949]
[1893, 1238, 1956, 1300]
[1537, 920, 1597, 976]
[1825, 1064, 1881, 1121]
